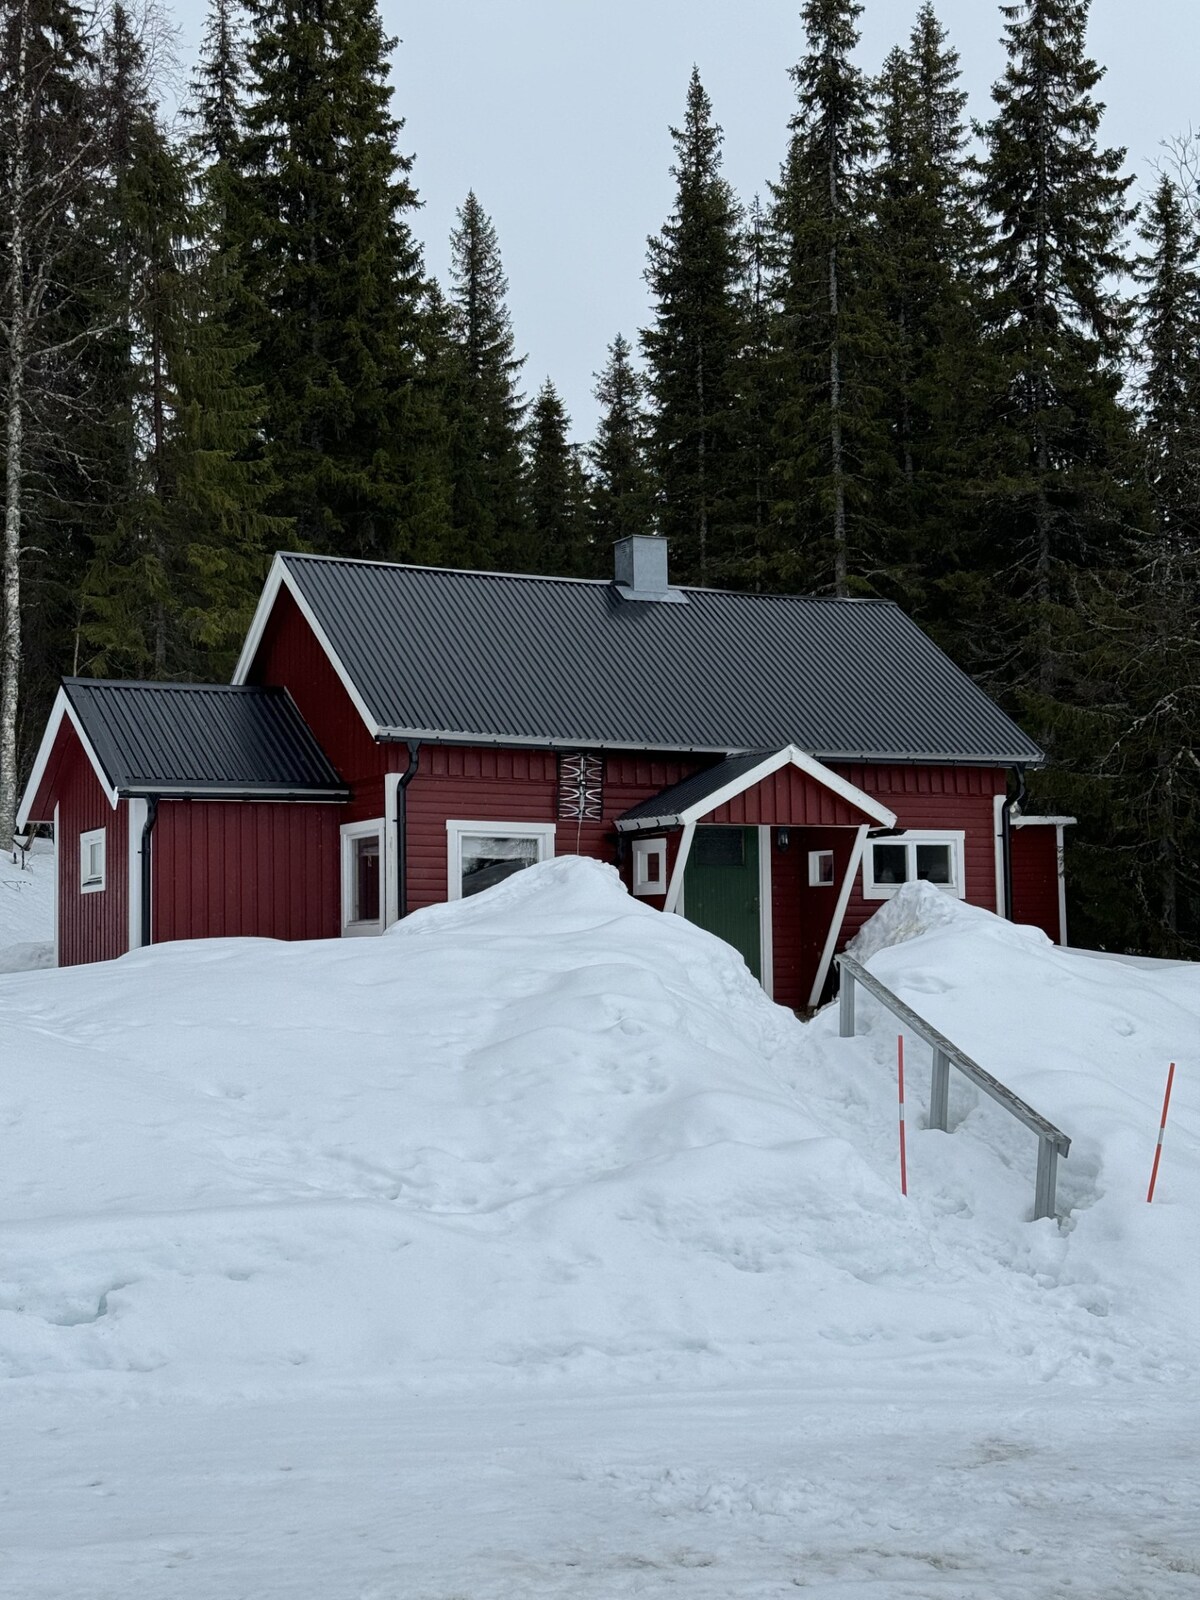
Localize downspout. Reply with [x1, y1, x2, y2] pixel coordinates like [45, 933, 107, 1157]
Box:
[140, 796, 159, 947]
[1000, 765, 1027, 924]
[395, 741, 420, 921]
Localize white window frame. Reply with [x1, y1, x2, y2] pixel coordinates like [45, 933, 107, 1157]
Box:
[631, 837, 668, 897]
[446, 820, 556, 901]
[808, 848, 836, 887]
[341, 818, 385, 936]
[79, 827, 106, 894]
[863, 830, 966, 900]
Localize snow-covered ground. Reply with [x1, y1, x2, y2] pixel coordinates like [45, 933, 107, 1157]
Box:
[0, 837, 54, 973]
[1, 858, 1197, 1596]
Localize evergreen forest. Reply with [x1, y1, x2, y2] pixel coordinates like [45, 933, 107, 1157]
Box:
[2, 0, 1197, 956]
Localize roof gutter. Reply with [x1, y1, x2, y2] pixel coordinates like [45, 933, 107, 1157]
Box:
[118, 785, 350, 803]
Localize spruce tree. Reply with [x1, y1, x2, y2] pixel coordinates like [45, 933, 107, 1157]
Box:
[588, 333, 652, 554]
[974, 0, 1139, 714]
[732, 195, 782, 589]
[642, 67, 744, 587]
[769, 0, 890, 597]
[525, 380, 589, 576]
[1087, 175, 1200, 952]
[82, 3, 278, 681]
[234, 0, 448, 559]
[190, 0, 244, 170]
[444, 190, 529, 568]
[873, 7, 985, 626]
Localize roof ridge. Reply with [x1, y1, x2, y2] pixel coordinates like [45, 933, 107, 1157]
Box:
[279, 551, 897, 606]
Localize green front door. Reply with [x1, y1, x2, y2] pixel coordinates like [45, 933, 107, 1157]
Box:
[683, 826, 762, 981]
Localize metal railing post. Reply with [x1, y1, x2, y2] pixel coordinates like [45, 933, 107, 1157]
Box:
[839, 966, 855, 1037]
[929, 1047, 950, 1132]
[1034, 1136, 1059, 1222]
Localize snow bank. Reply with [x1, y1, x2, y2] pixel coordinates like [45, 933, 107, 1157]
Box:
[0, 856, 1197, 1403]
[0, 839, 54, 972]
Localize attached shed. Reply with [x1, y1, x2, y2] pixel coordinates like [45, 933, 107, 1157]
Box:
[18, 680, 348, 965]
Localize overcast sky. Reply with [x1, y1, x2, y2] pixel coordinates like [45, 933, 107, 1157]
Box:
[173, 0, 1197, 438]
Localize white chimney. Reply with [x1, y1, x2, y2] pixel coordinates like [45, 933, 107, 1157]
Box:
[612, 537, 683, 603]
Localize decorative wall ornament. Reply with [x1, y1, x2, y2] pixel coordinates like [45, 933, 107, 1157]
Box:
[558, 752, 604, 821]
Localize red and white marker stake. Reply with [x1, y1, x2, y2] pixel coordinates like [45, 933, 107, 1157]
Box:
[1146, 1061, 1176, 1204]
[898, 1034, 908, 1198]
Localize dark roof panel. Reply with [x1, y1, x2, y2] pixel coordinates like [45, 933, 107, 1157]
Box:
[63, 680, 346, 796]
[277, 554, 1043, 766]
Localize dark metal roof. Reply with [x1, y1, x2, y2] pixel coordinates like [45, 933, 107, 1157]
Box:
[617, 753, 772, 828]
[275, 553, 1044, 766]
[63, 679, 347, 798]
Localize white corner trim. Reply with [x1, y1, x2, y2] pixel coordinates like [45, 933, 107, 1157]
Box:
[232, 556, 382, 741]
[663, 820, 696, 914]
[52, 803, 60, 967]
[383, 773, 401, 927]
[758, 825, 773, 999]
[127, 798, 148, 950]
[676, 746, 897, 831]
[808, 825, 868, 1011]
[1056, 822, 1069, 946]
[16, 688, 119, 830]
[993, 792, 1008, 917]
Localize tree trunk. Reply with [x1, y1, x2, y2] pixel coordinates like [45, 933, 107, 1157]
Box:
[0, 4, 30, 849]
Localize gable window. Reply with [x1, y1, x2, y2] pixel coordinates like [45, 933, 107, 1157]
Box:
[341, 820, 384, 935]
[632, 837, 668, 896]
[447, 821, 556, 900]
[863, 831, 965, 900]
[79, 827, 106, 893]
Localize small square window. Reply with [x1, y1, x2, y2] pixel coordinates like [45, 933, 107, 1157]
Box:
[808, 849, 836, 887]
[864, 833, 964, 900]
[632, 837, 668, 896]
[79, 827, 106, 894]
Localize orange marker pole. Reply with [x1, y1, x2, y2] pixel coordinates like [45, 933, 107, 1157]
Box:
[898, 1034, 908, 1198]
[1146, 1062, 1176, 1204]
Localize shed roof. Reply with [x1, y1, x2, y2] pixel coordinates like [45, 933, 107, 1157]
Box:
[19, 681, 347, 821]
[239, 553, 1043, 766]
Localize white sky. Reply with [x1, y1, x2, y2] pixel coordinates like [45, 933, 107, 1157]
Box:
[172, 0, 1199, 437]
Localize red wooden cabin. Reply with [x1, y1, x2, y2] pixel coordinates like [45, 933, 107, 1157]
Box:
[18, 537, 1068, 1000]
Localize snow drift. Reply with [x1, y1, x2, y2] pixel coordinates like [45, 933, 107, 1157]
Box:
[0, 858, 1196, 1401]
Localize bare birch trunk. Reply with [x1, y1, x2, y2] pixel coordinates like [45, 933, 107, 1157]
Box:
[0, 4, 30, 849]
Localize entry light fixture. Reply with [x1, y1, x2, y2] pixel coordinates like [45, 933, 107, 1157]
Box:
[776, 828, 790, 850]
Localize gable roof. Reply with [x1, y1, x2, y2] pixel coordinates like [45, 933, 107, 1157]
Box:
[18, 680, 347, 825]
[235, 552, 1044, 767]
[615, 747, 897, 832]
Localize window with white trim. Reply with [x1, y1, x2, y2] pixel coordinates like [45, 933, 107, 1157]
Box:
[632, 837, 668, 896]
[446, 821, 556, 900]
[79, 827, 106, 893]
[863, 831, 965, 899]
[341, 819, 384, 935]
[808, 849, 835, 887]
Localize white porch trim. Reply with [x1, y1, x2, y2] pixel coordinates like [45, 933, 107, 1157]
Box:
[808, 824, 869, 1011]
[758, 824, 773, 999]
[663, 820, 695, 914]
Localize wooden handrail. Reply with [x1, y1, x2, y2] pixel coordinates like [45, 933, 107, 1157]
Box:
[835, 953, 1070, 1221]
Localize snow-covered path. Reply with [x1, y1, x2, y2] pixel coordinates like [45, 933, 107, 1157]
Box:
[4, 1383, 1198, 1598]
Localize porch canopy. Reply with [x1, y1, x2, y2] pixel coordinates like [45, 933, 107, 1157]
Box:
[614, 745, 897, 836]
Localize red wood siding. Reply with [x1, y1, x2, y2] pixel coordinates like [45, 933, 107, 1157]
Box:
[1010, 825, 1064, 943]
[55, 733, 128, 967]
[709, 766, 865, 827]
[770, 825, 861, 1010]
[151, 800, 341, 944]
